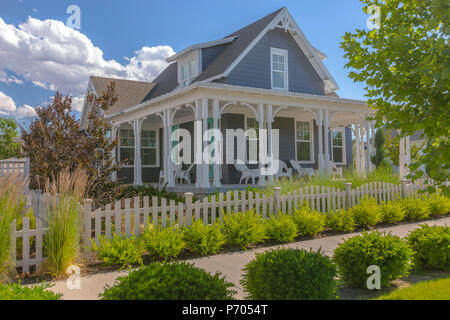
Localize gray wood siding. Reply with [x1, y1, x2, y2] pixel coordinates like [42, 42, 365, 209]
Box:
[201, 44, 229, 71]
[225, 28, 325, 95]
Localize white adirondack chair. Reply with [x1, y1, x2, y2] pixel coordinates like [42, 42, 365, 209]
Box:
[289, 160, 314, 178]
[275, 160, 292, 179]
[331, 162, 343, 177]
[174, 163, 195, 184]
[234, 161, 260, 184]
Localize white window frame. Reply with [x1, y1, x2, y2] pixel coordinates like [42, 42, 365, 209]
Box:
[294, 119, 314, 164]
[118, 128, 135, 168]
[141, 129, 160, 168]
[331, 127, 346, 165]
[270, 47, 289, 91]
[179, 58, 199, 87]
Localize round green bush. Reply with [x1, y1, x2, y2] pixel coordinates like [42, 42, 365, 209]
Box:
[333, 231, 413, 288]
[264, 213, 298, 242]
[381, 201, 405, 224]
[325, 209, 356, 232]
[182, 220, 225, 256]
[406, 225, 450, 271]
[141, 224, 185, 259]
[401, 198, 430, 221]
[349, 198, 382, 228]
[101, 262, 235, 300]
[292, 207, 325, 236]
[425, 195, 450, 217]
[222, 210, 266, 250]
[241, 248, 338, 300]
[0, 283, 61, 300]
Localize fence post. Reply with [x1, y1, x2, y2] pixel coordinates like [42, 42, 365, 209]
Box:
[185, 193, 193, 226]
[82, 199, 93, 253]
[345, 182, 352, 209]
[274, 187, 281, 214]
[401, 179, 408, 199]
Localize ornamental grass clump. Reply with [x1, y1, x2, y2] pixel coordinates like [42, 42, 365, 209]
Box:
[43, 169, 91, 276]
[0, 174, 27, 281]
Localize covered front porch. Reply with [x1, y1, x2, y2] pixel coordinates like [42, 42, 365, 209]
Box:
[107, 82, 372, 193]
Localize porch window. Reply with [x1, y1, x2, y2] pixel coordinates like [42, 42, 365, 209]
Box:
[119, 128, 134, 166]
[332, 129, 345, 164]
[141, 130, 158, 166]
[246, 117, 259, 163]
[296, 121, 312, 162]
[271, 48, 288, 91]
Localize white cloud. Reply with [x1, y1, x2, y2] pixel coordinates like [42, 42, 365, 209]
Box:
[0, 16, 175, 117]
[0, 90, 36, 119]
[71, 96, 84, 112]
[0, 71, 23, 84]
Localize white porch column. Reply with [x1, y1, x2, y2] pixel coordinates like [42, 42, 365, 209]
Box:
[258, 103, 266, 186]
[166, 109, 175, 187]
[201, 98, 211, 188]
[132, 118, 144, 186]
[324, 109, 331, 175]
[365, 120, 373, 172]
[316, 109, 324, 174]
[267, 104, 274, 183]
[354, 124, 361, 173]
[110, 124, 118, 182]
[212, 99, 221, 188]
[399, 135, 411, 179]
[194, 100, 203, 188]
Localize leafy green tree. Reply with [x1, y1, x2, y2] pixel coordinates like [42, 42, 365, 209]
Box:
[341, 0, 449, 193]
[0, 117, 20, 160]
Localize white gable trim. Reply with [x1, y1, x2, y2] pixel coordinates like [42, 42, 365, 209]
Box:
[200, 8, 339, 93]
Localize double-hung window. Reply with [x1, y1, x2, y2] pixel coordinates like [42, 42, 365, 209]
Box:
[271, 48, 288, 91]
[331, 129, 345, 164]
[119, 128, 135, 166]
[181, 59, 198, 87]
[141, 130, 158, 166]
[296, 121, 312, 162]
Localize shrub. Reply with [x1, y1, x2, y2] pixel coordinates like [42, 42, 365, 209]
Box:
[349, 198, 382, 228]
[91, 234, 144, 268]
[264, 213, 298, 242]
[401, 198, 430, 221]
[425, 194, 450, 217]
[0, 282, 61, 300]
[141, 224, 185, 259]
[183, 220, 225, 256]
[241, 248, 338, 300]
[43, 169, 90, 276]
[222, 210, 266, 250]
[292, 207, 325, 236]
[406, 225, 450, 271]
[0, 174, 26, 280]
[325, 209, 356, 232]
[101, 261, 235, 300]
[380, 201, 405, 224]
[333, 231, 413, 288]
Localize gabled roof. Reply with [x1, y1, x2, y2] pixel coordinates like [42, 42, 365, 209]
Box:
[194, 8, 284, 82]
[89, 76, 155, 115]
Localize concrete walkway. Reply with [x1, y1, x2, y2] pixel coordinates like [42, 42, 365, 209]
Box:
[50, 217, 450, 300]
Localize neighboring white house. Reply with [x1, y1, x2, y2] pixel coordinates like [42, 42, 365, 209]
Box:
[81, 7, 374, 193]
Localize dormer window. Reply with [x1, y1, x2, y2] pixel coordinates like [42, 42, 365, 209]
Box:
[181, 59, 198, 87]
[270, 48, 288, 91]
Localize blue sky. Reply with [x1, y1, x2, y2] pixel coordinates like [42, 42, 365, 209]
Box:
[0, 0, 369, 124]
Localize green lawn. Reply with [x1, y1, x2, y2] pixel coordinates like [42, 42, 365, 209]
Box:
[375, 277, 450, 300]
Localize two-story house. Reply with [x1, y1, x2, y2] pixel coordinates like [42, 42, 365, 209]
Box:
[80, 7, 373, 193]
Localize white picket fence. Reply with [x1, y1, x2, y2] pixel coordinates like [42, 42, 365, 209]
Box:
[82, 180, 427, 247]
[10, 178, 439, 274]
